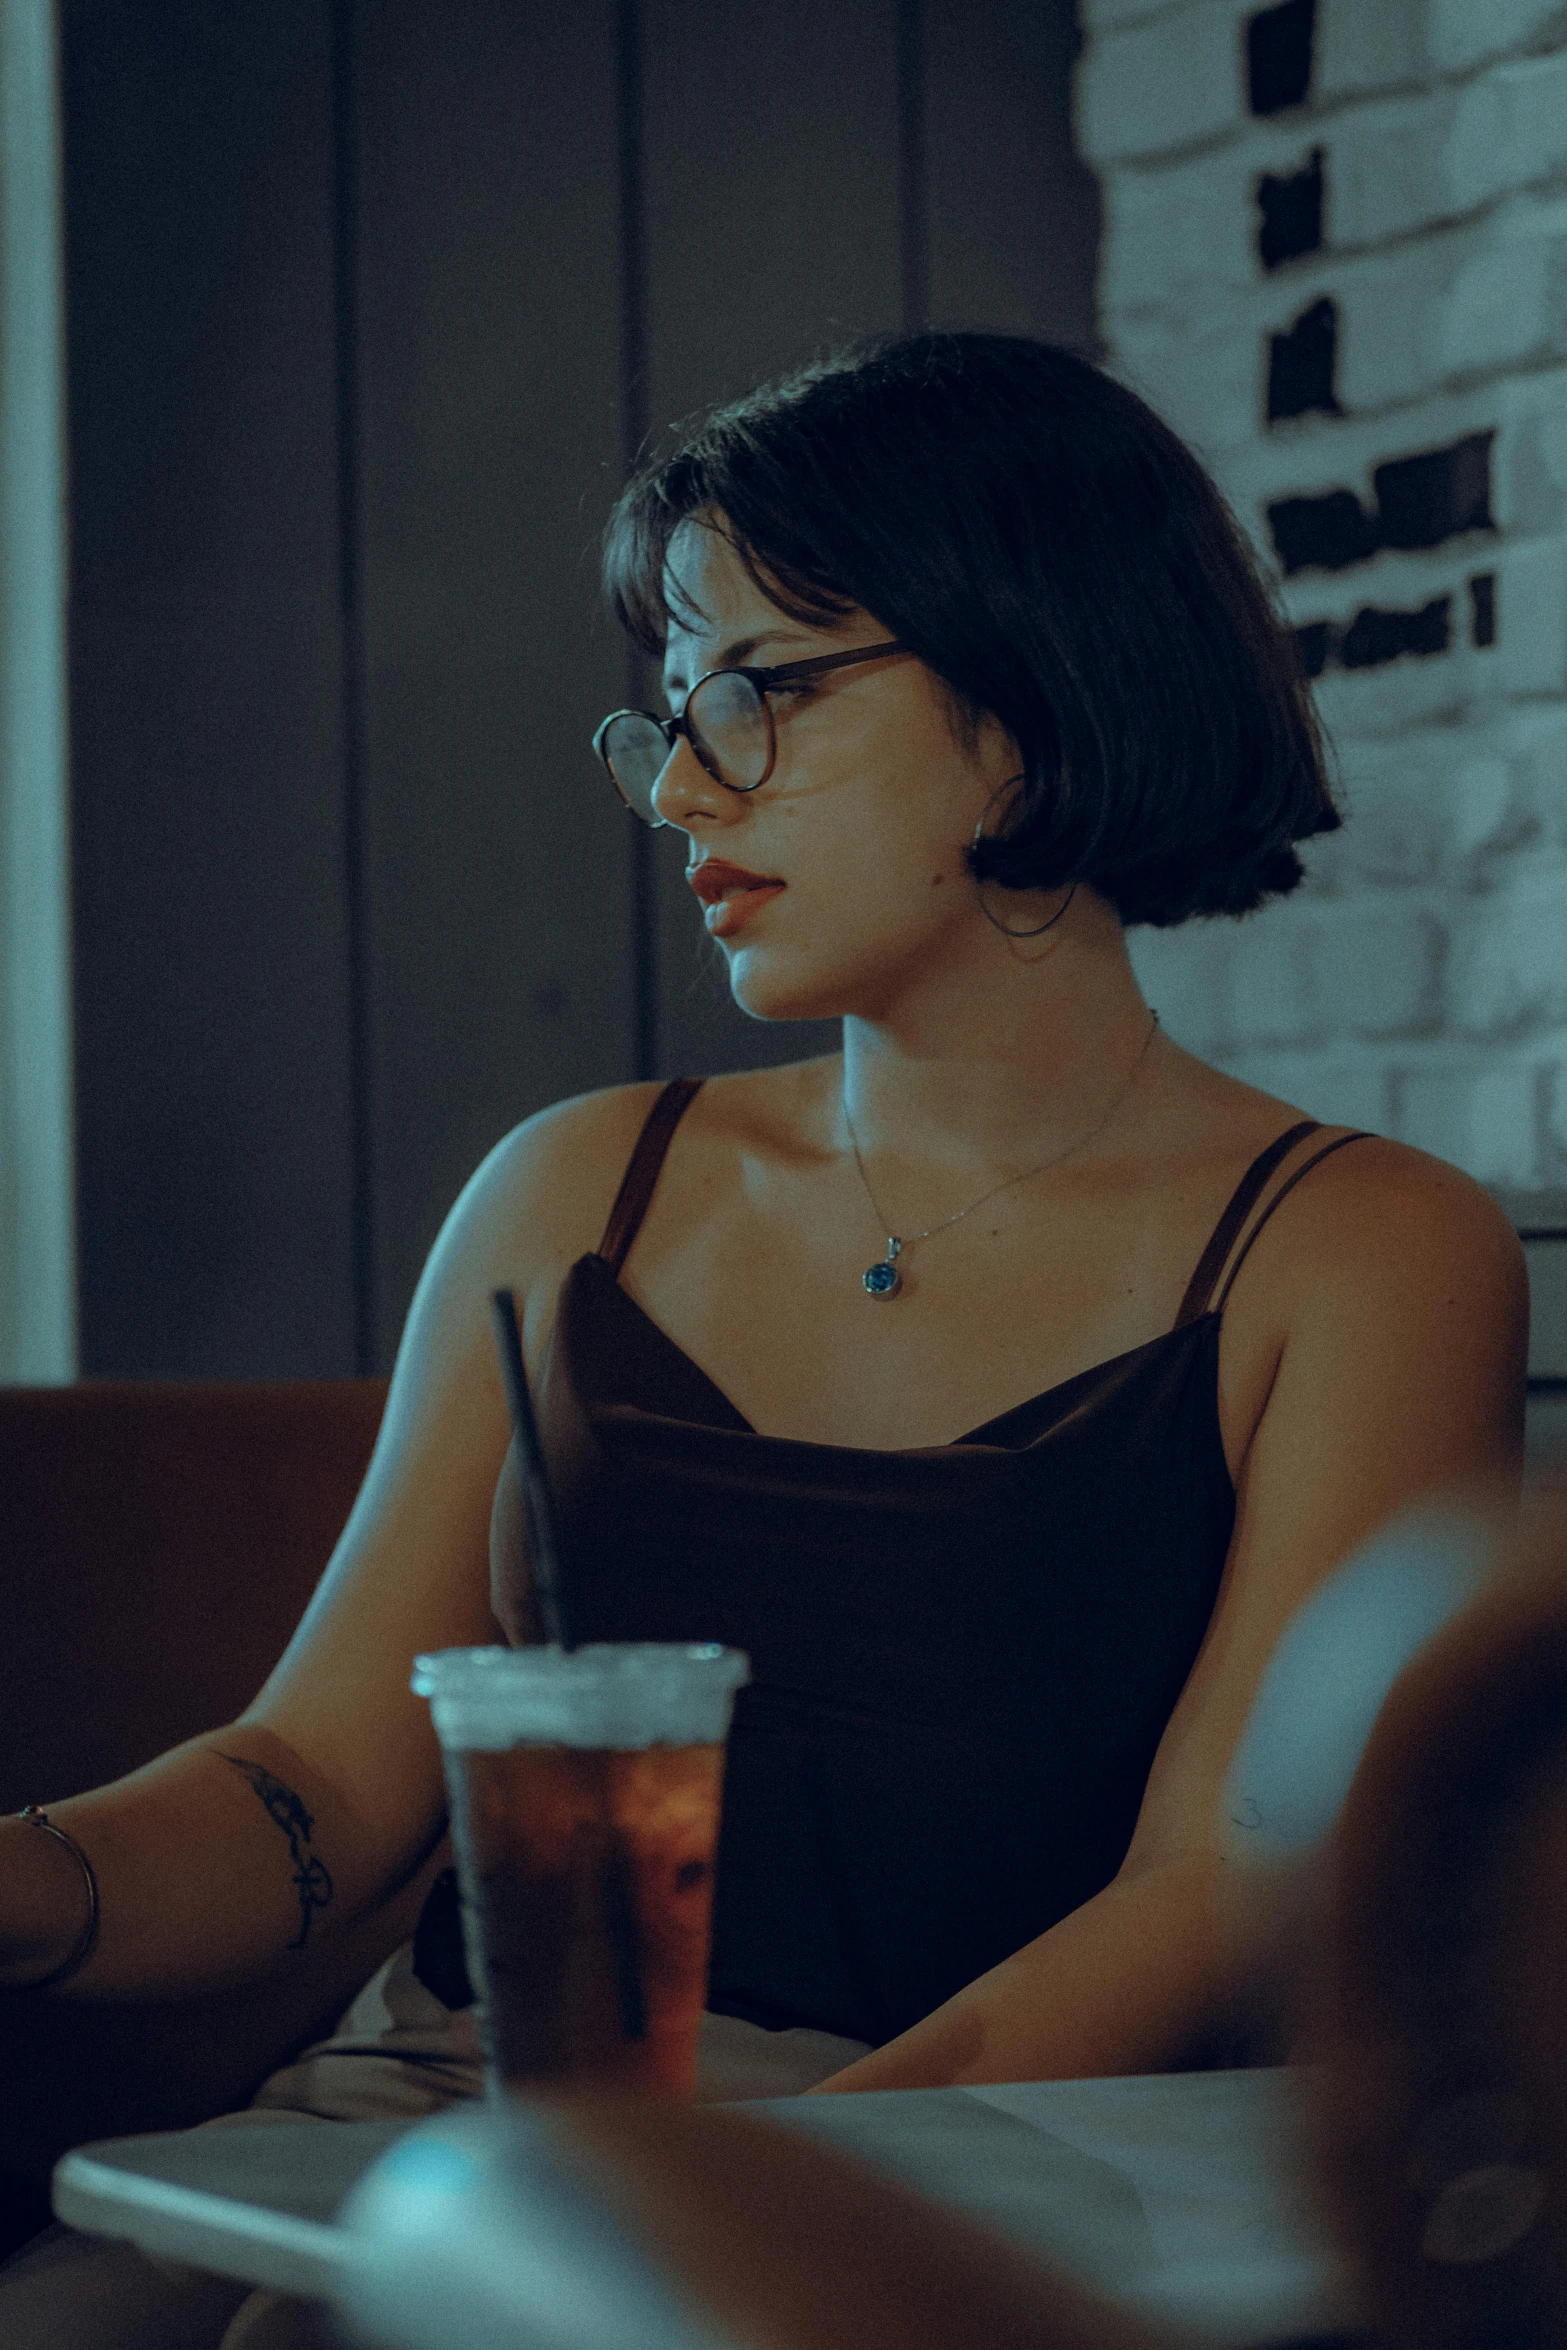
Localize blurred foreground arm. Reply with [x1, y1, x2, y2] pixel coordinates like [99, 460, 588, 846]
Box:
[343, 2095, 1168, 2350]
[564, 2099, 1167, 2350]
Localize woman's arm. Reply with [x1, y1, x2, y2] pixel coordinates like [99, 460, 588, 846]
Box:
[0, 1723, 434, 1999]
[819, 1140, 1529, 2092]
[1, 1082, 661, 2003]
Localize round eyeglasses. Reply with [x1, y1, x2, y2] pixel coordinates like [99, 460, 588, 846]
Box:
[592, 640, 910, 826]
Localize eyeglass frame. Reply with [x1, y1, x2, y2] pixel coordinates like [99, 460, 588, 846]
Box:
[591, 639, 911, 824]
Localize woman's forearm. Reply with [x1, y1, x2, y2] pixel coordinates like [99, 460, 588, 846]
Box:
[814, 1857, 1240, 2093]
[1, 1724, 439, 2001]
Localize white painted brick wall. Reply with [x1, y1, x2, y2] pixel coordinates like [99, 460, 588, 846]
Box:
[1077, 0, 1246, 164]
[1430, 0, 1567, 77]
[1451, 879, 1567, 1033]
[1081, 0, 1194, 29]
[1114, 211, 1567, 456]
[1324, 61, 1567, 244]
[1394, 1063, 1545, 1187]
[1083, 0, 1567, 1193]
[1448, 50, 1567, 211]
[1499, 539, 1567, 694]
[1315, 0, 1426, 100]
[1317, 0, 1567, 92]
[1321, 903, 1446, 1036]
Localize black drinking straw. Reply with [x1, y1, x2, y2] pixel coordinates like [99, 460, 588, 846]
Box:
[488, 1288, 569, 1650]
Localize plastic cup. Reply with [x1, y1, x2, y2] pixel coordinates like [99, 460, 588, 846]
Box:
[412, 1643, 750, 2098]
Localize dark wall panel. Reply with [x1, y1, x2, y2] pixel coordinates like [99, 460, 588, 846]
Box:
[65, 1, 357, 1376]
[638, 0, 903, 1082]
[62, 0, 1099, 1375]
[925, 0, 1099, 351]
[354, 1, 634, 1364]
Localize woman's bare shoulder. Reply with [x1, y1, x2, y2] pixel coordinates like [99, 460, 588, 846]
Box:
[422, 1058, 839, 1322]
[450, 1080, 673, 1281]
[1263, 1129, 1525, 1302]
[1194, 1092, 1526, 1413]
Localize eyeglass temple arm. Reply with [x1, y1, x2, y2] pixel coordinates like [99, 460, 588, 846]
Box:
[743, 640, 910, 688]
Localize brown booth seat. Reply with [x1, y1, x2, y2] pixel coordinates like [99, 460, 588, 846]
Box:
[0, 1379, 445, 2255]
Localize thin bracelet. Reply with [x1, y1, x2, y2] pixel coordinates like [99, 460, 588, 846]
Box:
[11, 1808, 101, 1992]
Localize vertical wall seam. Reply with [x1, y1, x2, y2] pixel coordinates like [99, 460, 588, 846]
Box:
[896, 0, 928, 333]
[616, 0, 658, 1081]
[0, 0, 76, 1380]
[331, 0, 375, 1372]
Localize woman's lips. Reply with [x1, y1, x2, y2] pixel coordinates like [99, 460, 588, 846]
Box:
[686, 860, 786, 939]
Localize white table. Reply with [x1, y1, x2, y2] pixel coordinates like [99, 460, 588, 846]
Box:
[53, 2068, 1364, 2347]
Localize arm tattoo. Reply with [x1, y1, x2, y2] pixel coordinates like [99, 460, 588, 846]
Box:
[219, 1753, 335, 1950]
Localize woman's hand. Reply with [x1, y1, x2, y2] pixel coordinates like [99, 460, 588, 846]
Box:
[812, 1856, 1241, 2093]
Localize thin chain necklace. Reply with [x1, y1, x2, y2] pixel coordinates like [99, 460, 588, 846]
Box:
[844, 1009, 1160, 1299]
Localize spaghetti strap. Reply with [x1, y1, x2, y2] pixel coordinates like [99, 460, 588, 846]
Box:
[598, 1078, 705, 1277]
[1211, 1129, 1374, 1316]
[1173, 1121, 1319, 1328]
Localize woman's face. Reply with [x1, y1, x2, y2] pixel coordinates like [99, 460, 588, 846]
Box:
[655, 517, 1022, 1024]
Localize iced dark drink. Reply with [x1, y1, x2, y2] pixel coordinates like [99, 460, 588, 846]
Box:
[412, 1644, 749, 2098]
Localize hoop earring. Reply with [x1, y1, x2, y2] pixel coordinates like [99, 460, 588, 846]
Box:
[975, 875, 1076, 940]
[971, 777, 1076, 940]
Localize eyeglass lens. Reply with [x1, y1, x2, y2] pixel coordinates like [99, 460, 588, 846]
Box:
[601, 670, 770, 822]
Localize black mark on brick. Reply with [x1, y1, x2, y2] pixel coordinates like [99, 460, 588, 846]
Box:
[1267, 432, 1497, 576]
[1294, 598, 1454, 676]
[1257, 148, 1324, 271]
[1268, 296, 1341, 423]
[1247, 0, 1316, 116]
[1469, 572, 1497, 647]
[1269, 486, 1378, 574]
[1374, 433, 1494, 553]
[1339, 596, 1451, 668]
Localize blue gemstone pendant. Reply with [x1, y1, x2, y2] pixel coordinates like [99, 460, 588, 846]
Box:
[862, 1238, 903, 1299]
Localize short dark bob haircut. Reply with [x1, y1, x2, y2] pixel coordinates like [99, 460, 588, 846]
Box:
[604, 331, 1339, 928]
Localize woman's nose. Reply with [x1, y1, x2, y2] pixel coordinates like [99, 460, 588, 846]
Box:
[649, 734, 744, 832]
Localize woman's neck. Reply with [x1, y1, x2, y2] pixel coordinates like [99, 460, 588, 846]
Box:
[836, 891, 1157, 1178]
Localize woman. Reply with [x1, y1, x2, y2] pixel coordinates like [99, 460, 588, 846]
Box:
[0, 333, 1526, 2334]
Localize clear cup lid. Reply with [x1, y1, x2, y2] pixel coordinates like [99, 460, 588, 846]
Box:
[411, 1642, 751, 1751]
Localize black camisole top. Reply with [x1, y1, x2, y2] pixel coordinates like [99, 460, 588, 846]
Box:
[501, 1083, 1369, 2050]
